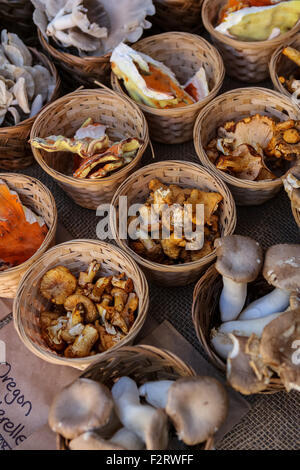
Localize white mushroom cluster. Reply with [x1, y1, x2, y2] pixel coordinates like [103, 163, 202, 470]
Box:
[48, 375, 228, 450]
[32, 0, 155, 56]
[210, 236, 300, 394]
[0, 29, 55, 126]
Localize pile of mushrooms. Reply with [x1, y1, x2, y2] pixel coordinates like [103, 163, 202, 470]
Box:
[210, 235, 300, 394]
[0, 29, 55, 126]
[48, 375, 228, 450]
[31, 0, 155, 56]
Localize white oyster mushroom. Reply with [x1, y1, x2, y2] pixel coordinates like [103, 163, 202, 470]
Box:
[2, 30, 32, 67]
[5, 65, 35, 100]
[30, 94, 43, 118]
[7, 106, 20, 125]
[13, 77, 30, 114]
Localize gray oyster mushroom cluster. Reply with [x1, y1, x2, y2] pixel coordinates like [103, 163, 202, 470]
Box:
[210, 236, 300, 394]
[0, 29, 55, 126]
[48, 375, 228, 450]
[32, 0, 155, 56]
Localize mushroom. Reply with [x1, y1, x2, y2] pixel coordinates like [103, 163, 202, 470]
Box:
[12, 76, 30, 114]
[40, 265, 77, 305]
[64, 323, 98, 357]
[29, 93, 43, 118]
[48, 378, 117, 439]
[140, 377, 228, 446]
[111, 376, 169, 450]
[239, 244, 300, 320]
[69, 428, 144, 450]
[78, 259, 100, 287]
[266, 120, 300, 161]
[111, 287, 128, 313]
[214, 235, 263, 321]
[260, 309, 300, 392]
[64, 293, 98, 322]
[283, 164, 300, 210]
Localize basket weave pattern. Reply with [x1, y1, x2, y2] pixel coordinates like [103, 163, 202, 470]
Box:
[13, 240, 149, 370]
[202, 0, 300, 83]
[30, 89, 150, 210]
[0, 173, 57, 298]
[110, 161, 236, 286]
[194, 87, 300, 206]
[152, 0, 204, 32]
[111, 32, 225, 144]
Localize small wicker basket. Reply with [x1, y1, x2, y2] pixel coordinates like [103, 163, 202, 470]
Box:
[111, 32, 225, 145]
[110, 161, 236, 287]
[13, 240, 149, 370]
[152, 0, 204, 33]
[0, 48, 60, 170]
[56, 344, 214, 450]
[269, 35, 300, 100]
[194, 87, 300, 206]
[30, 88, 150, 210]
[202, 0, 300, 83]
[38, 28, 111, 88]
[192, 264, 284, 394]
[0, 173, 57, 298]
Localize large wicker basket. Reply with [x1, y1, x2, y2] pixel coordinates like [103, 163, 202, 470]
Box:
[0, 173, 57, 298]
[38, 28, 111, 89]
[30, 88, 150, 210]
[110, 161, 236, 287]
[56, 344, 214, 450]
[13, 240, 149, 370]
[192, 264, 284, 394]
[0, 48, 60, 170]
[269, 35, 300, 101]
[202, 0, 300, 83]
[152, 0, 204, 33]
[111, 32, 225, 144]
[194, 87, 300, 206]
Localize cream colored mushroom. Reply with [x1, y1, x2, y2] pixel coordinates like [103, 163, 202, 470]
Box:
[69, 428, 144, 450]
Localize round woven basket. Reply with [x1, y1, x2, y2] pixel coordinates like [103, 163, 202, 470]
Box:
[292, 204, 300, 228]
[202, 0, 300, 83]
[111, 32, 225, 144]
[30, 88, 150, 210]
[269, 35, 300, 100]
[38, 28, 111, 88]
[110, 160, 236, 287]
[13, 240, 149, 370]
[56, 344, 214, 450]
[0, 48, 60, 170]
[192, 264, 284, 394]
[194, 87, 300, 206]
[0, 0, 34, 43]
[152, 0, 204, 33]
[0, 173, 57, 298]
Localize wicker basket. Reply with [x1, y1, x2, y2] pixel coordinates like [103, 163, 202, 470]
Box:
[0, 173, 57, 298]
[56, 344, 214, 450]
[0, 48, 60, 170]
[38, 28, 111, 89]
[13, 240, 149, 370]
[111, 32, 225, 144]
[202, 0, 300, 83]
[269, 35, 300, 100]
[152, 0, 204, 33]
[0, 1, 35, 43]
[110, 160, 236, 287]
[194, 87, 300, 206]
[30, 88, 150, 210]
[192, 264, 284, 394]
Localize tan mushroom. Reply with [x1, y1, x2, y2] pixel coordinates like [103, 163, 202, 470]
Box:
[64, 324, 98, 358]
[69, 428, 144, 450]
[283, 164, 300, 210]
[40, 266, 77, 305]
[266, 120, 300, 161]
[64, 293, 98, 322]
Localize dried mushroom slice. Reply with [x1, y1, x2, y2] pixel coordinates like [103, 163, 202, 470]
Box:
[40, 266, 77, 305]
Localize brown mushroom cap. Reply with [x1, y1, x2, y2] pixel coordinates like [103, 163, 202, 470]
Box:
[69, 431, 126, 451]
[260, 309, 300, 392]
[166, 377, 228, 446]
[48, 378, 114, 440]
[214, 235, 263, 283]
[263, 244, 300, 292]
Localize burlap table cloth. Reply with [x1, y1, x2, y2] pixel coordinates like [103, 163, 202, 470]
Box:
[1, 64, 300, 449]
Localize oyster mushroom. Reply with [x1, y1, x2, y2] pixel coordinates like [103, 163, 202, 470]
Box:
[13, 77, 30, 114]
[48, 378, 117, 439]
[214, 235, 263, 321]
[1, 30, 32, 67]
[40, 265, 77, 305]
[69, 428, 144, 450]
[239, 244, 300, 320]
[260, 309, 300, 392]
[30, 94, 43, 118]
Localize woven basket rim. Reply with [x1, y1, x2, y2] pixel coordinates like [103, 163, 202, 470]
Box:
[110, 160, 237, 272]
[111, 31, 225, 116]
[13, 239, 149, 368]
[30, 88, 150, 187]
[202, 0, 300, 48]
[269, 36, 300, 99]
[0, 47, 60, 133]
[193, 86, 300, 189]
[0, 172, 57, 276]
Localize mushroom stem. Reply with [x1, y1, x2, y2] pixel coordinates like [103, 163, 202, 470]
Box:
[238, 288, 290, 320]
[139, 380, 174, 408]
[220, 277, 247, 322]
